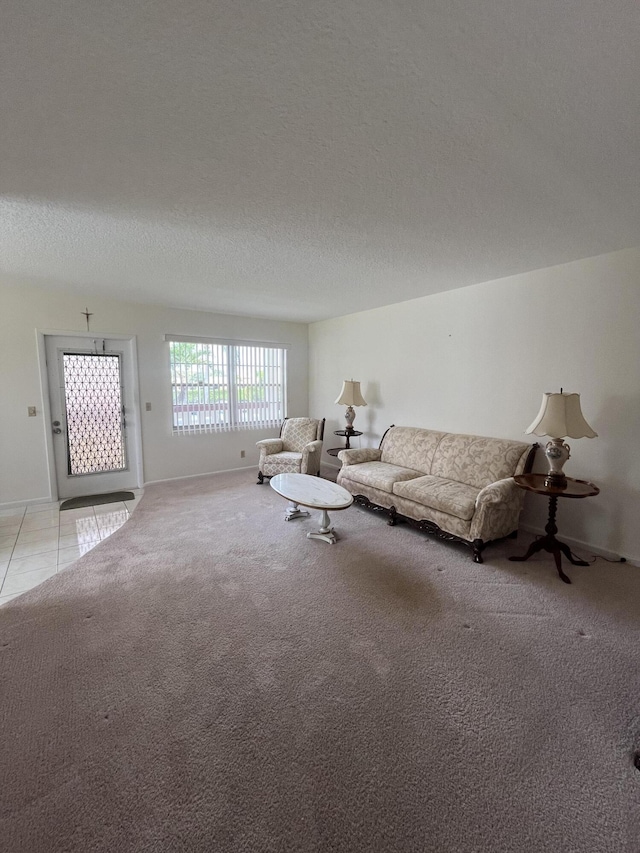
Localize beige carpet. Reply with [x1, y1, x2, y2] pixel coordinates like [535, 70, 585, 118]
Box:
[1, 470, 639, 852]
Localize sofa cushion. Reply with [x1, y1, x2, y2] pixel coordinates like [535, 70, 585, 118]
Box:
[380, 426, 446, 473]
[430, 433, 531, 490]
[393, 475, 480, 521]
[341, 461, 423, 492]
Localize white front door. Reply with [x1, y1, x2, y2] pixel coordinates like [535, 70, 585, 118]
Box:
[45, 335, 142, 499]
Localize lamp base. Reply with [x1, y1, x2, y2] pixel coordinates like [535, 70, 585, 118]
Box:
[544, 438, 571, 488]
[344, 406, 356, 429]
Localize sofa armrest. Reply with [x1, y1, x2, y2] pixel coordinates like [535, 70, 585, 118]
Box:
[475, 477, 521, 506]
[337, 447, 382, 466]
[470, 477, 525, 542]
[256, 438, 284, 456]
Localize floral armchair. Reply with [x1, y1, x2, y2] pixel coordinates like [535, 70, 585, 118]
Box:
[256, 417, 326, 484]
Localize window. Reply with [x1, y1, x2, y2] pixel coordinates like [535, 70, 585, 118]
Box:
[167, 337, 287, 434]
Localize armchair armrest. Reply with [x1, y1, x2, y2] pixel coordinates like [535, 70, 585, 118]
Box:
[256, 438, 284, 456]
[337, 448, 382, 466]
[300, 438, 322, 475]
[301, 439, 323, 475]
[302, 439, 323, 457]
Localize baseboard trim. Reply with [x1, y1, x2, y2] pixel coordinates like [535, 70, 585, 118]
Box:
[144, 465, 257, 486]
[0, 496, 55, 512]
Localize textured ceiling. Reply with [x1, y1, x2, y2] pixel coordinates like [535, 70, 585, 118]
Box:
[1, 0, 639, 322]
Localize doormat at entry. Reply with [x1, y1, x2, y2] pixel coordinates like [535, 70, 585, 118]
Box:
[60, 491, 135, 511]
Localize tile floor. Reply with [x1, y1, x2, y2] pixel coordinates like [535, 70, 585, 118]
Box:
[0, 491, 143, 606]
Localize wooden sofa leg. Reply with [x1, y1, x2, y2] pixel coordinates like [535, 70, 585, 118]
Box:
[257, 471, 264, 485]
[387, 506, 398, 526]
[472, 539, 485, 563]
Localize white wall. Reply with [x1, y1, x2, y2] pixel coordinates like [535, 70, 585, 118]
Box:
[0, 279, 308, 505]
[310, 248, 640, 563]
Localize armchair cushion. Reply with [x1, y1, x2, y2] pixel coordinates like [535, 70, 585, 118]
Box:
[261, 451, 304, 476]
[282, 418, 321, 452]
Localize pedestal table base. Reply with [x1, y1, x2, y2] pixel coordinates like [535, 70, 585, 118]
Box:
[284, 502, 310, 521]
[509, 494, 588, 584]
[306, 508, 336, 545]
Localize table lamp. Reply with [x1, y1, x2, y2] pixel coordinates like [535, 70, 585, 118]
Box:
[525, 391, 597, 487]
[335, 380, 367, 431]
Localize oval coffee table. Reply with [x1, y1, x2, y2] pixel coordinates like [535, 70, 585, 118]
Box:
[270, 473, 353, 544]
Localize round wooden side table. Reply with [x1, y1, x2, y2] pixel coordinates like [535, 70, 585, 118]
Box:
[326, 429, 363, 458]
[509, 473, 599, 584]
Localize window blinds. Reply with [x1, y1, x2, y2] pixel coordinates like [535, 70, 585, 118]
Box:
[167, 338, 287, 435]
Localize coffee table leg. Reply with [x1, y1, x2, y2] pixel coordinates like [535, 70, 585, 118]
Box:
[284, 501, 310, 521]
[307, 508, 337, 544]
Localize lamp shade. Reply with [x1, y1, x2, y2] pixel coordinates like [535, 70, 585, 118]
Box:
[335, 380, 367, 407]
[525, 392, 597, 439]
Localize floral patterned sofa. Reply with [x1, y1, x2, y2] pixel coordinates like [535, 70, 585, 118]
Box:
[337, 425, 537, 562]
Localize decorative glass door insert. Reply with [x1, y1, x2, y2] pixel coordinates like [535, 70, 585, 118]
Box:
[61, 353, 127, 475]
[45, 334, 141, 500]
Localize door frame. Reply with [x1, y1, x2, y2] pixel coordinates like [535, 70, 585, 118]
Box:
[37, 329, 144, 501]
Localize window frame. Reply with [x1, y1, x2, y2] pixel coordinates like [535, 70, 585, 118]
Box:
[166, 335, 288, 435]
